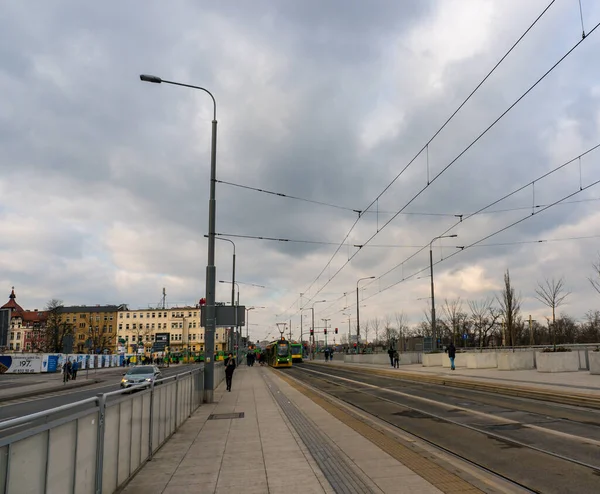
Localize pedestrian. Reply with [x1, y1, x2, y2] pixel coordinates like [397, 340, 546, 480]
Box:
[445, 341, 456, 370]
[324, 348, 329, 361]
[393, 349, 400, 368]
[71, 360, 79, 380]
[387, 347, 394, 367]
[64, 360, 72, 383]
[329, 349, 334, 361]
[246, 351, 252, 367]
[224, 352, 236, 392]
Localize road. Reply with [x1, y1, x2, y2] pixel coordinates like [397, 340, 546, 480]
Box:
[289, 363, 600, 494]
[0, 363, 201, 439]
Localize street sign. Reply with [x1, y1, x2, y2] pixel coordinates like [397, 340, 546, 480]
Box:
[463, 333, 468, 339]
[200, 305, 246, 327]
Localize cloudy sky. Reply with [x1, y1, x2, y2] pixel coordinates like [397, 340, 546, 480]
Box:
[2, 0, 600, 342]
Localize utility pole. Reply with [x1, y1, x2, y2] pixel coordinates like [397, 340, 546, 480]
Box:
[528, 315, 535, 346]
[289, 319, 292, 341]
[322, 318, 330, 349]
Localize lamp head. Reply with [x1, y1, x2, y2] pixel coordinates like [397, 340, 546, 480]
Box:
[140, 74, 162, 83]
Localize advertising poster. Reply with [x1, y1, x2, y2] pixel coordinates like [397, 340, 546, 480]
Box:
[76, 354, 85, 369]
[42, 354, 59, 373]
[0, 354, 43, 374]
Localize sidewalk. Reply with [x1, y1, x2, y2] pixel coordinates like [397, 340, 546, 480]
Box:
[318, 361, 600, 397]
[122, 366, 480, 494]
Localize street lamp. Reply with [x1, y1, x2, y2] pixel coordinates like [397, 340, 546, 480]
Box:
[429, 234, 458, 351]
[140, 74, 218, 403]
[308, 300, 327, 359]
[218, 279, 239, 355]
[356, 277, 375, 353]
[213, 236, 236, 356]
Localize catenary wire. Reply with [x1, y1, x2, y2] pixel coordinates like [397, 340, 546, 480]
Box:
[299, 25, 600, 316]
[279, 2, 558, 318]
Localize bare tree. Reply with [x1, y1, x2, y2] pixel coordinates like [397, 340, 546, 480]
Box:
[442, 298, 463, 344]
[394, 311, 409, 351]
[372, 317, 381, 346]
[468, 298, 501, 348]
[589, 253, 600, 295]
[497, 270, 521, 347]
[383, 314, 395, 348]
[85, 313, 115, 354]
[535, 277, 570, 325]
[362, 319, 370, 345]
[45, 299, 73, 353]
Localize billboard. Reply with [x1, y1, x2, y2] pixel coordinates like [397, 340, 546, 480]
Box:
[0, 354, 43, 374]
[200, 305, 246, 327]
[0, 308, 9, 348]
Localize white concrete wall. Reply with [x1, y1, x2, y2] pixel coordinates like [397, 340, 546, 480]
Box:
[497, 352, 535, 370]
[465, 353, 498, 369]
[589, 351, 600, 375]
[535, 351, 579, 373]
[422, 353, 443, 367]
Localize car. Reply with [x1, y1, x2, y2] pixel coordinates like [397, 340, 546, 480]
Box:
[120, 365, 162, 388]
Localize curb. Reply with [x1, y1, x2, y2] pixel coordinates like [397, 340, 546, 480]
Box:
[306, 362, 600, 410]
[1, 379, 102, 402]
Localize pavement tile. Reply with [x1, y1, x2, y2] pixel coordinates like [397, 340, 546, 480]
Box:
[163, 482, 217, 494]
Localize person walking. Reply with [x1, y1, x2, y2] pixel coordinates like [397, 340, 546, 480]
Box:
[224, 352, 236, 392]
[71, 360, 79, 380]
[63, 360, 72, 383]
[387, 347, 394, 367]
[446, 342, 456, 370]
[393, 349, 400, 368]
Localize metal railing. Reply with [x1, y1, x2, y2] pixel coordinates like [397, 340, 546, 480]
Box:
[0, 363, 225, 494]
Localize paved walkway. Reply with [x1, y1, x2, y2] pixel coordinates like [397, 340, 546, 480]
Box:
[122, 366, 458, 494]
[322, 361, 600, 396]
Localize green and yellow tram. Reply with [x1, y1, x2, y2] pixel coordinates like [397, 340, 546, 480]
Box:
[265, 338, 292, 368]
[290, 342, 303, 363]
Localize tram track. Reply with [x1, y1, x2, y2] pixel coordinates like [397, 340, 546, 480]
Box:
[287, 364, 600, 494]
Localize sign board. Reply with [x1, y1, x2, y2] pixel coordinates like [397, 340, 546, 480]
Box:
[463, 333, 468, 339]
[200, 305, 246, 327]
[153, 332, 170, 352]
[0, 354, 43, 374]
[0, 308, 9, 348]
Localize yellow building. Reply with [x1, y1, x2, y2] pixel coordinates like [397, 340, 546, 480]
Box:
[116, 306, 229, 357]
[58, 305, 122, 354]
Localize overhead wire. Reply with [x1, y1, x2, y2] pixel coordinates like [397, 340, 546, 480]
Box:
[325, 177, 600, 319]
[298, 20, 600, 313]
[278, 1, 559, 318]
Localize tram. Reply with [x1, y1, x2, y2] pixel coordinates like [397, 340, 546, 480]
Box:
[265, 337, 292, 368]
[290, 342, 303, 363]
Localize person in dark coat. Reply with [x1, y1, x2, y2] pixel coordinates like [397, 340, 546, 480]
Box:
[445, 342, 456, 370]
[387, 347, 394, 367]
[224, 352, 236, 392]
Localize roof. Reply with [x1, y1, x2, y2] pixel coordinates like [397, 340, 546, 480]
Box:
[1, 287, 24, 313]
[58, 305, 123, 313]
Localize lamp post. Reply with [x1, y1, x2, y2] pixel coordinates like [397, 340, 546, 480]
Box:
[214, 237, 235, 357]
[309, 300, 327, 360]
[429, 234, 458, 351]
[219, 280, 239, 360]
[140, 74, 218, 403]
[356, 277, 375, 353]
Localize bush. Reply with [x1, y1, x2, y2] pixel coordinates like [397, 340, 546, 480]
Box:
[541, 346, 571, 353]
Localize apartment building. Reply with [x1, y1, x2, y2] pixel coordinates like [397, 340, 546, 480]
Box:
[58, 305, 122, 353]
[116, 306, 229, 355]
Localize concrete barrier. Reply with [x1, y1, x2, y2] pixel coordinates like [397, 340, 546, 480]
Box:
[497, 352, 535, 370]
[422, 353, 443, 367]
[443, 353, 467, 368]
[465, 352, 498, 369]
[536, 351, 579, 373]
[589, 351, 600, 375]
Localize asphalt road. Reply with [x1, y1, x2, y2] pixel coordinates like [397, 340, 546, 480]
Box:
[290, 363, 600, 494]
[0, 363, 202, 434]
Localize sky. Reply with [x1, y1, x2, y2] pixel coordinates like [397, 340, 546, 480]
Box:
[1, 0, 600, 343]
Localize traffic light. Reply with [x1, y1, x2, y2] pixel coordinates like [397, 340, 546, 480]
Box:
[310, 329, 314, 336]
[199, 297, 206, 306]
[324, 328, 327, 335]
[335, 328, 338, 334]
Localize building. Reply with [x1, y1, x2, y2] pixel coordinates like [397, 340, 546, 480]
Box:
[1, 288, 48, 352]
[58, 305, 123, 354]
[116, 306, 229, 356]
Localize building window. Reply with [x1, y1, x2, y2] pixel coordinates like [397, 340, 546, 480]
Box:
[119, 313, 123, 319]
[126, 313, 130, 319]
[108, 327, 113, 333]
[119, 324, 123, 330]
[158, 313, 162, 318]
[151, 323, 155, 329]
[15, 343, 20, 351]
[80, 314, 85, 319]
[163, 312, 167, 318]
[146, 324, 150, 330]
[133, 324, 137, 330]
[126, 324, 130, 330]
[152, 312, 156, 318]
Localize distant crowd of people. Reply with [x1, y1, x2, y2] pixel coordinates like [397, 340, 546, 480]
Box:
[246, 351, 266, 366]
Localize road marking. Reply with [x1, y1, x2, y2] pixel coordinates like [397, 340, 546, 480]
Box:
[300, 366, 600, 447]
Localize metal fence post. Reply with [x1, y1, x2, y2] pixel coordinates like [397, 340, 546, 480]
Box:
[94, 394, 107, 494]
[189, 371, 193, 417]
[174, 375, 179, 429]
[148, 381, 155, 460]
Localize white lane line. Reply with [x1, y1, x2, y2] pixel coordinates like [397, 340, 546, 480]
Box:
[300, 367, 600, 447]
